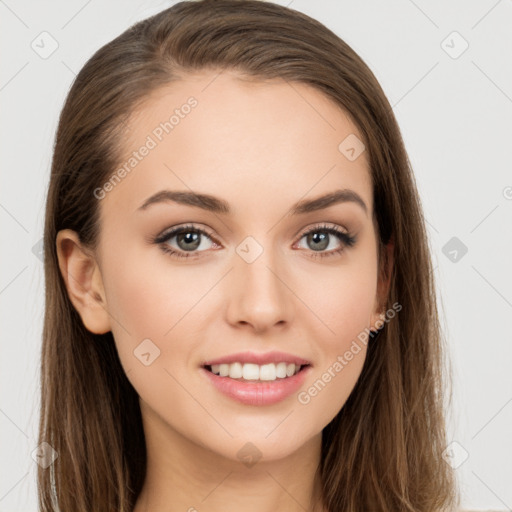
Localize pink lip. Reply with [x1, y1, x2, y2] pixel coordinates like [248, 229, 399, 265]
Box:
[200, 365, 312, 406]
[202, 350, 311, 366]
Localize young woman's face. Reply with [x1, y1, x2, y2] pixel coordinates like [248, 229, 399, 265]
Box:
[93, 70, 385, 462]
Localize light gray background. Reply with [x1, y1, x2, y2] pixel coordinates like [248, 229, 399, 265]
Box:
[1, 1, 511, 510]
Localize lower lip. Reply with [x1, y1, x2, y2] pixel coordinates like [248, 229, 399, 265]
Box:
[200, 366, 311, 406]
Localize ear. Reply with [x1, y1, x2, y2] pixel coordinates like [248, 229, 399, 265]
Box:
[369, 235, 394, 332]
[55, 229, 111, 334]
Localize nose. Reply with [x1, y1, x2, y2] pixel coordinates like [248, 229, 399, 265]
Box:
[225, 242, 293, 333]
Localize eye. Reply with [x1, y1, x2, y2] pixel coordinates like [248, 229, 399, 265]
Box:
[295, 223, 357, 259]
[153, 224, 219, 259]
[152, 222, 357, 260]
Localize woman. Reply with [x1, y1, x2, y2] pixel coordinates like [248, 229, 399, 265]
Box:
[38, 0, 459, 510]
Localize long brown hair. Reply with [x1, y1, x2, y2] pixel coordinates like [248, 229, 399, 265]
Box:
[39, 1, 459, 510]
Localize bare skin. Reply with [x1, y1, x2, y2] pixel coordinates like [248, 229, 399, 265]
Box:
[56, 69, 393, 512]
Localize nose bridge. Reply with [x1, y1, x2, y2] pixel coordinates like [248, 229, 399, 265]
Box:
[227, 234, 292, 329]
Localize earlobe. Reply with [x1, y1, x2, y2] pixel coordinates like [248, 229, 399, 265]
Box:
[55, 229, 111, 334]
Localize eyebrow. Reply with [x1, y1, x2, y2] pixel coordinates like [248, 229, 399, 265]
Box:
[137, 188, 368, 216]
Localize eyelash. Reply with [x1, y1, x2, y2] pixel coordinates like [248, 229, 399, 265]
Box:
[153, 223, 357, 260]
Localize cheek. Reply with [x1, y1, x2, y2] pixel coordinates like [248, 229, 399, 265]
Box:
[99, 247, 196, 377]
[295, 284, 372, 431]
[297, 343, 368, 436]
[100, 245, 229, 401]
[300, 259, 378, 346]
[291, 263, 376, 426]
[103, 244, 209, 340]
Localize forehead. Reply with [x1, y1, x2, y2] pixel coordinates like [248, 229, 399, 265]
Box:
[100, 70, 372, 222]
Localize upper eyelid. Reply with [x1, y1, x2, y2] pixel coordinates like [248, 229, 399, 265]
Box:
[293, 223, 351, 239]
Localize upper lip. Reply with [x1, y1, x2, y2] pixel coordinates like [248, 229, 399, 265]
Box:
[202, 351, 311, 367]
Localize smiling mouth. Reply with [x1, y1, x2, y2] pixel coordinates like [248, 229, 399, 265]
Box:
[203, 362, 310, 382]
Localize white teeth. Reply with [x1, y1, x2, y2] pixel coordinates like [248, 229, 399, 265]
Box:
[259, 363, 276, 381]
[242, 363, 259, 380]
[207, 362, 304, 381]
[275, 362, 287, 378]
[229, 362, 243, 379]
